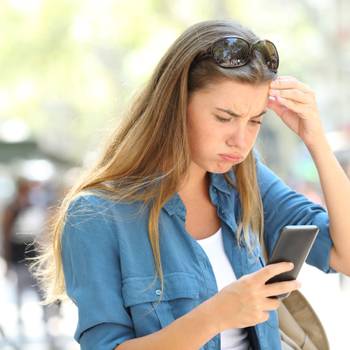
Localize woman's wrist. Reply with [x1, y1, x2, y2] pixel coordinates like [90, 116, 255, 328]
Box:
[201, 293, 223, 334]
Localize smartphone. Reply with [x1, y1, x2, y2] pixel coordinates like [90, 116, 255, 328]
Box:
[265, 225, 319, 299]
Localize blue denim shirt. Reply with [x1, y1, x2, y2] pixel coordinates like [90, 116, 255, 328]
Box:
[61, 158, 336, 350]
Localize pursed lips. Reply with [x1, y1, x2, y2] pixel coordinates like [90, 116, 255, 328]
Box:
[219, 154, 243, 161]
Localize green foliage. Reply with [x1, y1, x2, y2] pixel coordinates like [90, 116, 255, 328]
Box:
[0, 0, 343, 168]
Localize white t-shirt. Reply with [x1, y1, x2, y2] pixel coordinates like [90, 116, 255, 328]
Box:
[197, 227, 250, 350]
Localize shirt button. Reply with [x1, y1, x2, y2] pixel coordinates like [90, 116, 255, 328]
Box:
[155, 289, 161, 295]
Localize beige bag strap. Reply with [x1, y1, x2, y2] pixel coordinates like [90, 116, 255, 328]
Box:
[280, 328, 302, 350]
[259, 232, 330, 350]
[282, 290, 330, 350]
[278, 300, 308, 349]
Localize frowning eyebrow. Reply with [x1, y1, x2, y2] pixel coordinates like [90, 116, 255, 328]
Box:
[215, 107, 267, 119]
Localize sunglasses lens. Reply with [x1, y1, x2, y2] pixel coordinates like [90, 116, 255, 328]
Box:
[212, 37, 250, 68]
[253, 40, 279, 72]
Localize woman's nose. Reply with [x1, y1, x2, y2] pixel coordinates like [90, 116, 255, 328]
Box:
[226, 124, 246, 148]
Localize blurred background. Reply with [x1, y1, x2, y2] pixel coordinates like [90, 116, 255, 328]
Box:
[0, 0, 349, 349]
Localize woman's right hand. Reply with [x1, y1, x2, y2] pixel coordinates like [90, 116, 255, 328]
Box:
[210, 262, 301, 332]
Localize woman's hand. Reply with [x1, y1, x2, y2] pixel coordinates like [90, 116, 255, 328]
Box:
[210, 262, 301, 332]
[267, 75, 327, 149]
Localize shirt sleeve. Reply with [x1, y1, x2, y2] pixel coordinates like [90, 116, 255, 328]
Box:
[61, 194, 136, 349]
[255, 157, 337, 274]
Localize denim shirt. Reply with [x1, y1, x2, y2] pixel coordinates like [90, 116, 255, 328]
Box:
[61, 158, 336, 350]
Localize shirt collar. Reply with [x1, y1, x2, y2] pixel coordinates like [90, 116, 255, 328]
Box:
[209, 168, 236, 196]
[163, 168, 236, 218]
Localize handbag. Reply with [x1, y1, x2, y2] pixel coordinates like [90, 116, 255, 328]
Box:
[260, 236, 330, 350]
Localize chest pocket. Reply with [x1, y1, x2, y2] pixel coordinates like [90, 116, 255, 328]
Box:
[122, 272, 200, 337]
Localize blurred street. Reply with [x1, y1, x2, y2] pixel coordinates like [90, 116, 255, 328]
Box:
[0, 258, 78, 350]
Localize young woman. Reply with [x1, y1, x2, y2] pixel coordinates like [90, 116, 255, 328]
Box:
[32, 19, 350, 350]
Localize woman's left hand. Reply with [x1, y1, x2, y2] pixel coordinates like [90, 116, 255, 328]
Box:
[267, 75, 326, 149]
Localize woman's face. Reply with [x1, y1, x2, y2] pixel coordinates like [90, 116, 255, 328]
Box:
[186, 78, 270, 174]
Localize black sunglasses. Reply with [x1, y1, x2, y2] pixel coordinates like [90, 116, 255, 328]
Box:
[197, 35, 279, 73]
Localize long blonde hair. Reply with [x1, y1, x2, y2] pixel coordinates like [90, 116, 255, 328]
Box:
[31, 19, 276, 304]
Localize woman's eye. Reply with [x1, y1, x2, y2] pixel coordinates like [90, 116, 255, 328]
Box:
[215, 115, 263, 125]
[215, 115, 231, 122]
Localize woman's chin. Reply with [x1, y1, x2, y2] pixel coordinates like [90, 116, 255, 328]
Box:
[212, 162, 234, 173]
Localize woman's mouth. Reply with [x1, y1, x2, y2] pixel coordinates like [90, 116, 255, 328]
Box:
[219, 154, 243, 162]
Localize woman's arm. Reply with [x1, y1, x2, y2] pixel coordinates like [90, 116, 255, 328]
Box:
[268, 75, 350, 276]
[116, 297, 217, 350]
[117, 262, 299, 350]
[306, 138, 350, 275]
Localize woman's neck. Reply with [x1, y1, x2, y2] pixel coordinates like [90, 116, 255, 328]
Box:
[178, 165, 209, 200]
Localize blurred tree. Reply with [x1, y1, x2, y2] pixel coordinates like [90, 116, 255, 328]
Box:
[0, 0, 347, 173]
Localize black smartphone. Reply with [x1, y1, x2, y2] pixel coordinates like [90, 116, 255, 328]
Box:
[265, 225, 319, 299]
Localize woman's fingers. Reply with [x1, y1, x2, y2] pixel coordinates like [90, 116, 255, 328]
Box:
[270, 76, 312, 93]
[254, 262, 294, 284]
[263, 280, 301, 298]
[273, 96, 311, 117]
[269, 88, 311, 105]
[263, 296, 282, 311]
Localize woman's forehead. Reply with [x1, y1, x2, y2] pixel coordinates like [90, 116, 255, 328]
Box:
[190, 80, 270, 113]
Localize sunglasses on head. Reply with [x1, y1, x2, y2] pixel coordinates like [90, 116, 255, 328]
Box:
[196, 35, 279, 73]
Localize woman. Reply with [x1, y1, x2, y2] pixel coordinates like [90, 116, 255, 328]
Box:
[32, 19, 350, 350]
